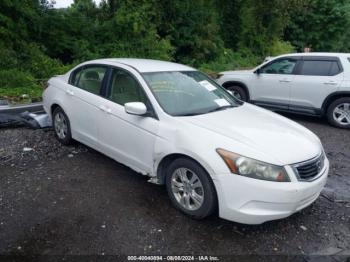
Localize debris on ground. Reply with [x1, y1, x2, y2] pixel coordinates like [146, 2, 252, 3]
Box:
[0, 112, 51, 129]
[22, 147, 33, 152]
[300, 225, 307, 231]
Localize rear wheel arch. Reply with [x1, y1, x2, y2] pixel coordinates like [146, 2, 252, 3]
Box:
[52, 105, 74, 144]
[222, 81, 250, 101]
[322, 92, 350, 113]
[51, 103, 61, 117]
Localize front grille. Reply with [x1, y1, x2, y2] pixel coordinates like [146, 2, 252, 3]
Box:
[293, 153, 325, 181]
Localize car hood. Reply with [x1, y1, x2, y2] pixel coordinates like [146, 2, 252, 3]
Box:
[220, 69, 253, 75]
[179, 103, 321, 165]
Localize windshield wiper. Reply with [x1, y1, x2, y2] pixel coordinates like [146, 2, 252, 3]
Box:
[206, 105, 235, 113]
[174, 112, 205, 117]
[174, 105, 235, 116]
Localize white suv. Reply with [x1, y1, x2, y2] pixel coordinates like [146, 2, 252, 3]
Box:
[216, 53, 350, 128]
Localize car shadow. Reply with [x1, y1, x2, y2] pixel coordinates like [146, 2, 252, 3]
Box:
[277, 111, 327, 125]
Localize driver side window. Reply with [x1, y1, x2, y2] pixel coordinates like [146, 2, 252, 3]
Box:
[260, 59, 297, 75]
[108, 68, 148, 106]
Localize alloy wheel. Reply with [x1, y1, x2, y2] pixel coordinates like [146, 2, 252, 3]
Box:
[170, 167, 204, 211]
[333, 103, 350, 126]
[54, 112, 68, 139]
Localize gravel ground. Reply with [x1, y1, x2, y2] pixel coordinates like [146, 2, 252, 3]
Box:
[0, 114, 349, 260]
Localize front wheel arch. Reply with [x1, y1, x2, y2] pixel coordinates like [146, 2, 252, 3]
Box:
[156, 153, 215, 185]
[164, 157, 218, 219]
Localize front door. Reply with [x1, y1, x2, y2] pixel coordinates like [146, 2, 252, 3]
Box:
[251, 57, 298, 109]
[98, 66, 159, 174]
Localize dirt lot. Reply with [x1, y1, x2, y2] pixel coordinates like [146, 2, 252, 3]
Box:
[0, 113, 349, 260]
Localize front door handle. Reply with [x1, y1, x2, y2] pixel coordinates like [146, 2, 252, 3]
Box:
[65, 89, 74, 96]
[99, 105, 112, 114]
[279, 79, 291, 83]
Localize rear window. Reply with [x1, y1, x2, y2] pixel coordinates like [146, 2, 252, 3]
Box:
[300, 60, 340, 76]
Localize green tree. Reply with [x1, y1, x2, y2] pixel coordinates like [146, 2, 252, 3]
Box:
[217, 0, 242, 51]
[237, 0, 298, 56]
[157, 0, 224, 66]
[285, 0, 350, 52]
[99, 0, 173, 60]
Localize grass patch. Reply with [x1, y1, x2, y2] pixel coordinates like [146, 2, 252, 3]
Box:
[0, 69, 44, 104]
[0, 86, 43, 104]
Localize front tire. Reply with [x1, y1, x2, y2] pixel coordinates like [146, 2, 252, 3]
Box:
[165, 158, 217, 219]
[326, 97, 350, 129]
[52, 107, 73, 145]
[226, 85, 248, 101]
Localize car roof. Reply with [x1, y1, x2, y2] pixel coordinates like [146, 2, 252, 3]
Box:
[278, 52, 350, 58]
[85, 58, 195, 73]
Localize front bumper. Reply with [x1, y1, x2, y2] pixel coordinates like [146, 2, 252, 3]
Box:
[213, 158, 329, 224]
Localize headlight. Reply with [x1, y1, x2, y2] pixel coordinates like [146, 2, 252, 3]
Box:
[216, 149, 290, 182]
[213, 73, 223, 79]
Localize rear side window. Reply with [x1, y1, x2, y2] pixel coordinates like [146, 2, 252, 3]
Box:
[300, 60, 340, 76]
[329, 62, 341, 76]
[70, 66, 107, 95]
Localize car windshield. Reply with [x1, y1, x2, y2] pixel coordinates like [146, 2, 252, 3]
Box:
[142, 71, 241, 116]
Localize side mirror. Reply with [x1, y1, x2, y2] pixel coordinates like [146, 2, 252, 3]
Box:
[124, 102, 147, 116]
[254, 68, 261, 74]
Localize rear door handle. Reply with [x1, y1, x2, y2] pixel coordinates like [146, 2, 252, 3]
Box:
[65, 89, 74, 96]
[323, 81, 338, 86]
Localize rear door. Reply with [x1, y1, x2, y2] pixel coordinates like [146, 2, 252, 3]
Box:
[251, 57, 299, 109]
[290, 56, 344, 112]
[65, 64, 109, 149]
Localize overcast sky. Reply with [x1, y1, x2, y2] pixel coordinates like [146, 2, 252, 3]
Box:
[54, 0, 102, 8]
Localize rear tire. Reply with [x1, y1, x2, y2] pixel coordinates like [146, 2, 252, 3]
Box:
[326, 97, 350, 129]
[52, 107, 73, 145]
[226, 85, 248, 101]
[165, 158, 217, 219]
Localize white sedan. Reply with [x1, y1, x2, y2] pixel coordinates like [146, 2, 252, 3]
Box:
[43, 58, 329, 224]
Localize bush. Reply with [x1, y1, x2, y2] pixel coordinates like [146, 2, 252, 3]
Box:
[269, 40, 295, 56]
[0, 69, 42, 100]
[0, 46, 19, 70]
[199, 48, 260, 73]
[0, 69, 37, 89]
[199, 40, 294, 74]
[20, 44, 68, 79]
